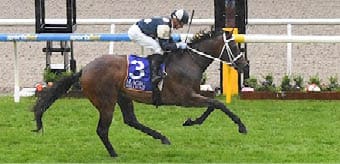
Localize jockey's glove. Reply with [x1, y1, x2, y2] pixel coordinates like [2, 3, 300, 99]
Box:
[176, 42, 187, 49]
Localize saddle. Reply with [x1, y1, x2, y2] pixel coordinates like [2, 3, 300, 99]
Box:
[125, 54, 166, 106]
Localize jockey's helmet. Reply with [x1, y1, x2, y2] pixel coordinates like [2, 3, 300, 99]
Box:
[171, 9, 189, 24]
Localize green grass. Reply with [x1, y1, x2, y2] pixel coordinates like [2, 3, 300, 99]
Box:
[0, 96, 339, 163]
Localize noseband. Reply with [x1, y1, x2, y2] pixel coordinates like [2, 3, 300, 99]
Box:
[187, 32, 244, 65]
[221, 33, 244, 63]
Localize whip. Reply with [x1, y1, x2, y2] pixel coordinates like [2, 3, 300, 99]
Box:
[184, 10, 195, 43]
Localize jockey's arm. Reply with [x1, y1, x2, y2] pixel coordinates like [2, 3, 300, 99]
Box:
[157, 24, 179, 51]
[158, 39, 178, 51]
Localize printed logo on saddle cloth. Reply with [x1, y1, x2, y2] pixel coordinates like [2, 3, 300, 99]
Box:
[125, 54, 152, 91]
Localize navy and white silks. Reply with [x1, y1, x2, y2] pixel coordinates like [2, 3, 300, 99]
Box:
[128, 17, 178, 54]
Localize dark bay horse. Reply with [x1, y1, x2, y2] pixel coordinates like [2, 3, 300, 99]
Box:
[32, 30, 248, 157]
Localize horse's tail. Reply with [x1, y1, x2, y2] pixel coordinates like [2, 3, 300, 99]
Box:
[32, 70, 82, 132]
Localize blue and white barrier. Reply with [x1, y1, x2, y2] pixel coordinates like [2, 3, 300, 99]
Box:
[0, 33, 183, 42]
[4, 33, 340, 43]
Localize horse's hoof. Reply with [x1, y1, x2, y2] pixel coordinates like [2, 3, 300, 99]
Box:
[183, 118, 193, 126]
[161, 138, 171, 145]
[238, 125, 247, 134]
[110, 153, 118, 158]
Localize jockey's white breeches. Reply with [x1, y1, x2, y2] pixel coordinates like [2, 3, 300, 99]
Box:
[128, 24, 163, 54]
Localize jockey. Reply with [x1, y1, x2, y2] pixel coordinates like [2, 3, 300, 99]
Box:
[128, 9, 189, 103]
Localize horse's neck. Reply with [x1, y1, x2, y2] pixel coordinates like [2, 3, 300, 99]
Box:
[189, 43, 217, 72]
[167, 51, 212, 75]
[190, 51, 214, 72]
[189, 35, 223, 71]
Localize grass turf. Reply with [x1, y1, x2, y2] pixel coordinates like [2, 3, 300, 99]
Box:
[0, 96, 339, 163]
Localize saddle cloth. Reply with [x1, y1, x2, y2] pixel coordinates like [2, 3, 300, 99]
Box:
[125, 54, 165, 91]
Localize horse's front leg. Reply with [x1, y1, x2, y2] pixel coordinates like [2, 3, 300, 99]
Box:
[183, 105, 214, 126]
[211, 98, 247, 134]
[184, 93, 247, 134]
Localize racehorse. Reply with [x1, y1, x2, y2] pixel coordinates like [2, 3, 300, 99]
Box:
[32, 30, 248, 157]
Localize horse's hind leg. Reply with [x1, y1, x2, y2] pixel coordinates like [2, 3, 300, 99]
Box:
[117, 95, 171, 145]
[91, 99, 117, 157]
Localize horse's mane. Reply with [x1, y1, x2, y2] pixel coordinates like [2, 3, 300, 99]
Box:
[190, 30, 222, 44]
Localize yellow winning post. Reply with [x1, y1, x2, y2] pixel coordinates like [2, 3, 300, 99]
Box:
[222, 63, 238, 103]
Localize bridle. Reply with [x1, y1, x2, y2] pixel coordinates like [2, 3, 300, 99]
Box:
[187, 32, 244, 66]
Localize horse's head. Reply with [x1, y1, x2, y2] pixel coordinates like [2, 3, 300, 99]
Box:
[188, 30, 248, 72]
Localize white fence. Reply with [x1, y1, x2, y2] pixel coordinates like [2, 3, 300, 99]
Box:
[1, 18, 340, 102]
[248, 19, 340, 77]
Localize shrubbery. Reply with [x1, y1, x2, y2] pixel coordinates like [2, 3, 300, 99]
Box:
[244, 74, 340, 92]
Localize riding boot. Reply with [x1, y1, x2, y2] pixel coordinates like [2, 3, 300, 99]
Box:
[150, 54, 164, 106]
[151, 54, 164, 83]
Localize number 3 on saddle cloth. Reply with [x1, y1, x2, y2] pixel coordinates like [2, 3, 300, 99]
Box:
[125, 54, 165, 91]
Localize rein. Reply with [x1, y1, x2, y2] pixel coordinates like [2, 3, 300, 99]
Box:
[187, 47, 232, 65]
[187, 32, 243, 66]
